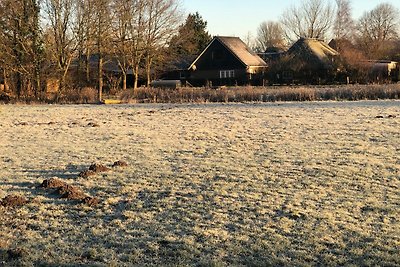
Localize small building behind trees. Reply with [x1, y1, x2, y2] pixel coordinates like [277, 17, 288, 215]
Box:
[365, 60, 399, 83]
[329, 39, 400, 83]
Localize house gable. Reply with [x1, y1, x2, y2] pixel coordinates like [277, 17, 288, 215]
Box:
[187, 36, 267, 86]
[189, 38, 246, 71]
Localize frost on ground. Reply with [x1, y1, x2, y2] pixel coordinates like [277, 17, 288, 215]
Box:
[0, 101, 399, 266]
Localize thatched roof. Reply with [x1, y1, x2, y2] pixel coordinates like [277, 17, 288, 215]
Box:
[288, 38, 339, 69]
[189, 36, 267, 70]
[217, 36, 267, 67]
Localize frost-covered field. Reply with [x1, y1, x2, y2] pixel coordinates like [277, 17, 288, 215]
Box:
[1, 101, 399, 266]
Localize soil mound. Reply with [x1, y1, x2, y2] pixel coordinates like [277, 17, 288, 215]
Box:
[112, 160, 128, 168]
[57, 184, 87, 200]
[83, 196, 100, 206]
[1, 195, 28, 208]
[39, 177, 101, 206]
[78, 170, 97, 178]
[87, 122, 100, 127]
[89, 163, 110, 172]
[7, 248, 26, 260]
[40, 178, 67, 189]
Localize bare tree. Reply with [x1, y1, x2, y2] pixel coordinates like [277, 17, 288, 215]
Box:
[143, 0, 182, 87]
[333, 0, 354, 41]
[0, 0, 43, 98]
[0, 4, 12, 93]
[44, 0, 77, 92]
[74, 0, 96, 85]
[243, 31, 256, 51]
[357, 3, 400, 59]
[255, 21, 286, 52]
[127, 0, 147, 90]
[281, 0, 334, 42]
[93, 0, 112, 100]
[111, 0, 132, 90]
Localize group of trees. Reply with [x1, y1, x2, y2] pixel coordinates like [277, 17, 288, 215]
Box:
[0, 0, 191, 100]
[254, 0, 400, 62]
[1, 0, 399, 101]
[0, 0, 43, 98]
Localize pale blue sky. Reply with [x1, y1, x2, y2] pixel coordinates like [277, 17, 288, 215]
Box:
[182, 0, 400, 39]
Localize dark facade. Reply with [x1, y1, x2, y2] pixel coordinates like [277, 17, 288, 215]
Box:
[187, 36, 268, 87]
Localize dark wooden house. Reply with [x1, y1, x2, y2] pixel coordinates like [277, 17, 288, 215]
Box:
[187, 36, 268, 86]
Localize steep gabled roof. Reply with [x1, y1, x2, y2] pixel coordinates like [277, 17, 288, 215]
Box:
[288, 38, 339, 68]
[217, 36, 267, 67]
[189, 36, 267, 70]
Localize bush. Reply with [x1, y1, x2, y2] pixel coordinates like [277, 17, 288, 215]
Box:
[49, 87, 98, 104]
[80, 87, 98, 103]
[0, 92, 12, 103]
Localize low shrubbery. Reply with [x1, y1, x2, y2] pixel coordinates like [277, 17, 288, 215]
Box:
[49, 87, 99, 104]
[119, 84, 400, 103]
[1, 84, 399, 104]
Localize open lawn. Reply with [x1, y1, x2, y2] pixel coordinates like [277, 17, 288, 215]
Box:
[1, 101, 399, 266]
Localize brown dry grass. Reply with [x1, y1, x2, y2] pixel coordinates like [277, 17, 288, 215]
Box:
[119, 84, 400, 103]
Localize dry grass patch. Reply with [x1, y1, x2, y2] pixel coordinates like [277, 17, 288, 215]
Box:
[119, 84, 400, 103]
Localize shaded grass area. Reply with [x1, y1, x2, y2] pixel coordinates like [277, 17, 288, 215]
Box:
[121, 84, 400, 103]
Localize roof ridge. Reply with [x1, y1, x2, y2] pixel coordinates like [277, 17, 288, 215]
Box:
[188, 36, 267, 70]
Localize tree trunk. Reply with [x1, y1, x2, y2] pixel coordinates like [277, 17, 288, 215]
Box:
[98, 54, 103, 101]
[3, 69, 8, 92]
[16, 72, 22, 98]
[85, 49, 90, 84]
[134, 64, 139, 90]
[146, 55, 152, 87]
[77, 49, 83, 83]
[122, 71, 127, 91]
[35, 70, 41, 99]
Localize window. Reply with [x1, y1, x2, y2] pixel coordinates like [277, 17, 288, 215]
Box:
[220, 70, 235, 79]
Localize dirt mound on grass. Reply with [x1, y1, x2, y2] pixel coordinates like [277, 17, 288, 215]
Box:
[40, 178, 67, 189]
[78, 163, 111, 178]
[1, 195, 28, 208]
[87, 122, 100, 127]
[89, 163, 111, 172]
[57, 184, 87, 200]
[6, 248, 26, 260]
[78, 170, 97, 178]
[112, 160, 128, 168]
[83, 196, 100, 206]
[40, 179, 99, 206]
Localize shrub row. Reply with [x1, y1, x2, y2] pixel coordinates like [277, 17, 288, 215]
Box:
[1, 84, 399, 104]
[119, 84, 400, 103]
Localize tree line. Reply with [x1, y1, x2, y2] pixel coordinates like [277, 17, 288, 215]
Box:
[253, 0, 400, 61]
[0, 0, 194, 100]
[0, 0, 399, 101]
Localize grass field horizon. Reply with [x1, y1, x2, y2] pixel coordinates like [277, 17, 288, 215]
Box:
[1, 101, 399, 266]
